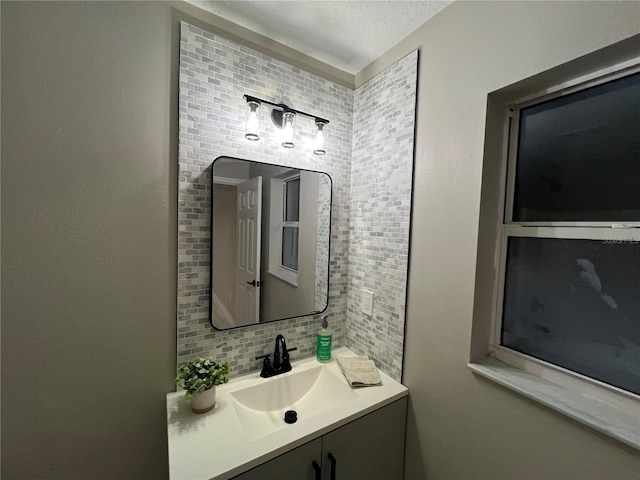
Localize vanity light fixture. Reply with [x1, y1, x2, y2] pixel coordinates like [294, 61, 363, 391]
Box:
[243, 94, 329, 154]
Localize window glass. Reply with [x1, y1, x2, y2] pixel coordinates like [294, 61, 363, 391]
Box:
[284, 178, 300, 222]
[513, 72, 640, 222]
[501, 236, 640, 395]
[282, 226, 299, 271]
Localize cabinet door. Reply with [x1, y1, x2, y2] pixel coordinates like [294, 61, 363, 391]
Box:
[232, 438, 322, 480]
[321, 398, 407, 480]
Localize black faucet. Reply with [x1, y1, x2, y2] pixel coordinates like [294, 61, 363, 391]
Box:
[255, 334, 297, 378]
[273, 334, 290, 371]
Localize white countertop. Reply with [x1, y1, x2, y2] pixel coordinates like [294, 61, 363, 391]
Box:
[166, 347, 408, 480]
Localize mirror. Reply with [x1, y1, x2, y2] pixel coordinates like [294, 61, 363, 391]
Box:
[210, 156, 332, 330]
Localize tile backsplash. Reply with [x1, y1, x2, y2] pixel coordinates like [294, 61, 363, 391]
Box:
[346, 51, 418, 381]
[178, 22, 417, 380]
[178, 23, 352, 375]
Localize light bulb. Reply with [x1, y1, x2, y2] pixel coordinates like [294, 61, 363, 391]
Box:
[245, 100, 260, 141]
[314, 121, 327, 155]
[281, 111, 296, 148]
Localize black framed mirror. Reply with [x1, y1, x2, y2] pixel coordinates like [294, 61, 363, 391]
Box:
[210, 156, 332, 330]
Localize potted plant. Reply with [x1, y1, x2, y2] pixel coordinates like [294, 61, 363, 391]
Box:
[175, 357, 230, 413]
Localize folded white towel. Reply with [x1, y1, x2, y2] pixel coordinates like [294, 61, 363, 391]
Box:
[336, 355, 382, 387]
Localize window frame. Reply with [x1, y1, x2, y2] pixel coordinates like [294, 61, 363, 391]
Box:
[281, 175, 300, 270]
[268, 172, 301, 287]
[490, 61, 640, 407]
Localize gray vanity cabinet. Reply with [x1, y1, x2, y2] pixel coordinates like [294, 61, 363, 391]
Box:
[320, 397, 407, 480]
[233, 397, 407, 480]
[232, 438, 322, 480]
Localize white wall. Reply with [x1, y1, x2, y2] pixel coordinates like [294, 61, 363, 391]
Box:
[0, 2, 348, 478]
[358, 1, 640, 478]
[1, 2, 176, 478]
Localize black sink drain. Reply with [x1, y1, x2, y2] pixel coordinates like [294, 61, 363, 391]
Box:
[284, 410, 298, 424]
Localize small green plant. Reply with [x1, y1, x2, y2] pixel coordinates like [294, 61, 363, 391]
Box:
[175, 357, 230, 398]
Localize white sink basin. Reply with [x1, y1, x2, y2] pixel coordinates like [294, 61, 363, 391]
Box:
[230, 364, 358, 441]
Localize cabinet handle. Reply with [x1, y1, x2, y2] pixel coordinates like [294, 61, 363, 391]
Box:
[327, 453, 337, 480]
[311, 460, 321, 480]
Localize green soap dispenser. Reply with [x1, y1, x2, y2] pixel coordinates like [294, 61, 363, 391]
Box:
[316, 315, 332, 363]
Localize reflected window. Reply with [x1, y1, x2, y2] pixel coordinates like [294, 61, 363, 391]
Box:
[282, 226, 299, 270]
[281, 176, 300, 272]
[269, 172, 301, 286]
[284, 177, 300, 222]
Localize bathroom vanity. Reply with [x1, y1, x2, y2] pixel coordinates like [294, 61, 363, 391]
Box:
[233, 398, 406, 480]
[166, 347, 408, 480]
[171, 22, 417, 480]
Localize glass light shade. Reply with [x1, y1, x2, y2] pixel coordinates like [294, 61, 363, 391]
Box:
[281, 111, 296, 148]
[245, 100, 260, 141]
[314, 121, 327, 155]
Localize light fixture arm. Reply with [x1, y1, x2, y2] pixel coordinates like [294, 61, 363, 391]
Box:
[243, 95, 330, 125]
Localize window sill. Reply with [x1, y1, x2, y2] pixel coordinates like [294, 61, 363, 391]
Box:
[468, 356, 640, 451]
[267, 269, 298, 288]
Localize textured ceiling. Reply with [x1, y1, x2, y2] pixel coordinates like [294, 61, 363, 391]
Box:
[189, 1, 451, 74]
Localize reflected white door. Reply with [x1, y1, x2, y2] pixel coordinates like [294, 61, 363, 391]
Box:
[236, 176, 262, 325]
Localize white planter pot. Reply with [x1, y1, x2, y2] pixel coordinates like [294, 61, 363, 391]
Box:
[191, 387, 216, 414]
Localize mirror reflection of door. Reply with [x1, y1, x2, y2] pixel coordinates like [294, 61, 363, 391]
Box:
[235, 177, 262, 325]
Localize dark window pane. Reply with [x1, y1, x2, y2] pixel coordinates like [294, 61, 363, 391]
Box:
[502, 236, 640, 395]
[513, 72, 640, 222]
[284, 178, 300, 222]
[282, 226, 298, 271]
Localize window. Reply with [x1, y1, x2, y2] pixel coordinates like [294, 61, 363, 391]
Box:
[483, 63, 640, 425]
[494, 67, 640, 398]
[509, 72, 640, 223]
[501, 236, 640, 395]
[281, 177, 300, 271]
[269, 172, 301, 286]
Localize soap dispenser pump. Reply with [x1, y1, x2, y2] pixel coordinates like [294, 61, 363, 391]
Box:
[316, 315, 332, 363]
